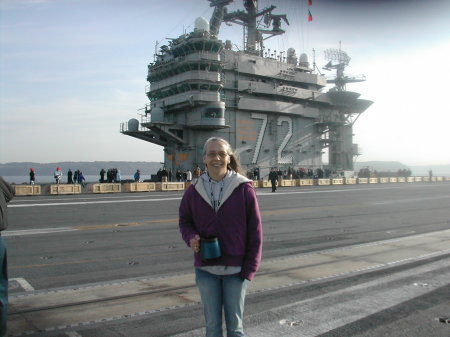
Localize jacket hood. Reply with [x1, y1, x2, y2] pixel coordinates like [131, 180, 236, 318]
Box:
[194, 171, 251, 211]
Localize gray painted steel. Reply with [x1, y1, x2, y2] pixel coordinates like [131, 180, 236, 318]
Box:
[120, 1, 373, 178]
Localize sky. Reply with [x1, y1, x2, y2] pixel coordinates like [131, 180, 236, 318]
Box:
[1, 0, 449, 166]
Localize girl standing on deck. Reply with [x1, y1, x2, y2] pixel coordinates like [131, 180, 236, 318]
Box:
[179, 137, 263, 337]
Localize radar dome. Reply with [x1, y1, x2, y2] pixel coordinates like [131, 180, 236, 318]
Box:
[128, 118, 139, 132]
[299, 53, 309, 67]
[194, 17, 209, 32]
[151, 106, 164, 123]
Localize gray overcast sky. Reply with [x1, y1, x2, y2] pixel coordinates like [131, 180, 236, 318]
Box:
[1, 0, 449, 165]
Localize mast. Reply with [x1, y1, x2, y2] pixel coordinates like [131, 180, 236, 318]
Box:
[244, 0, 258, 51]
[218, 0, 288, 54]
[209, 0, 233, 37]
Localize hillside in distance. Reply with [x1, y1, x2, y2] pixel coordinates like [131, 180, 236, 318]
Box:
[354, 161, 450, 176]
[0, 161, 163, 177]
[1, 161, 449, 177]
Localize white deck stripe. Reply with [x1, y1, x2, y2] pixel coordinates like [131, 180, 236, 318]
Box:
[3, 227, 77, 237]
[10, 278, 34, 292]
[8, 197, 182, 207]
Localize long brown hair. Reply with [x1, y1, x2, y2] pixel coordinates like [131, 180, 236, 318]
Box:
[203, 137, 245, 176]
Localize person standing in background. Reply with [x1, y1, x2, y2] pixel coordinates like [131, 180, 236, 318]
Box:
[100, 169, 106, 183]
[269, 167, 278, 193]
[161, 167, 168, 182]
[29, 168, 35, 185]
[186, 169, 192, 182]
[73, 170, 79, 184]
[67, 169, 73, 184]
[134, 169, 141, 182]
[54, 167, 62, 184]
[77, 171, 86, 187]
[0, 177, 14, 336]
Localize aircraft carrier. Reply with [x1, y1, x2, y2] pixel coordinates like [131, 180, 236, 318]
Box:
[120, 0, 373, 178]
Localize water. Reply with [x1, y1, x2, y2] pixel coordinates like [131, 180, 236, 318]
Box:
[3, 175, 153, 184]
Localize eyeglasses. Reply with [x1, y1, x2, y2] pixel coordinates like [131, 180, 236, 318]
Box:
[206, 151, 229, 158]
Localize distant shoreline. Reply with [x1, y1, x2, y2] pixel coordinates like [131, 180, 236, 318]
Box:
[0, 161, 163, 178]
[1, 161, 450, 180]
[2, 175, 152, 185]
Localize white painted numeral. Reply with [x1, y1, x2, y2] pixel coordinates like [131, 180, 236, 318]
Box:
[277, 116, 293, 164]
[250, 114, 293, 165]
[250, 113, 267, 164]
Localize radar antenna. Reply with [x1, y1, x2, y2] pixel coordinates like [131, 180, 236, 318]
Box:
[214, 0, 288, 55]
[323, 43, 366, 91]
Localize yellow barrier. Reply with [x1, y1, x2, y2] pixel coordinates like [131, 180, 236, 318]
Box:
[331, 178, 344, 185]
[298, 179, 314, 186]
[14, 185, 41, 196]
[90, 183, 121, 193]
[12, 175, 449, 197]
[317, 179, 331, 185]
[280, 179, 296, 187]
[345, 178, 357, 184]
[50, 184, 81, 195]
[259, 180, 270, 188]
[156, 182, 185, 191]
[251, 180, 259, 188]
[122, 182, 156, 192]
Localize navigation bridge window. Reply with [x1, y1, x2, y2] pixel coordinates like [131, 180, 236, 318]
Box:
[204, 107, 224, 118]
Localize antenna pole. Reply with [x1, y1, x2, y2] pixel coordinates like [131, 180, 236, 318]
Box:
[154, 41, 159, 62]
[312, 48, 316, 74]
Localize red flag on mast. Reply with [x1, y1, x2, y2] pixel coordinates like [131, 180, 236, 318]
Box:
[308, 9, 313, 22]
[308, 0, 313, 6]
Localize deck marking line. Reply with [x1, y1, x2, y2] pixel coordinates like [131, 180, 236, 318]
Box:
[9, 197, 182, 208]
[9, 278, 34, 292]
[3, 227, 77, 237]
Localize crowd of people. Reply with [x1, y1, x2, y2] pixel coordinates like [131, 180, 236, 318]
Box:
[357, 168, 412, 178]
[159, 167, 195, 183]
[67, 169, 86, 186]
[27, 168, 87, 186]
[247, 167, 331, 180]
[24, 166, 339, 186]
[35, 166, 202, 184]
[100, 168, 121, 183]
[24, 165, 417, 187]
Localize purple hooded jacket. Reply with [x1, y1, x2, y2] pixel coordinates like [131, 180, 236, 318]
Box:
[179, 173, 263, 280]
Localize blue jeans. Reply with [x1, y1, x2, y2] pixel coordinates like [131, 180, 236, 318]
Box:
[195, 269, 249, 337]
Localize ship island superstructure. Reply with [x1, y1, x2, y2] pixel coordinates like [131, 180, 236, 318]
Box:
[120, 0, 373, 178]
